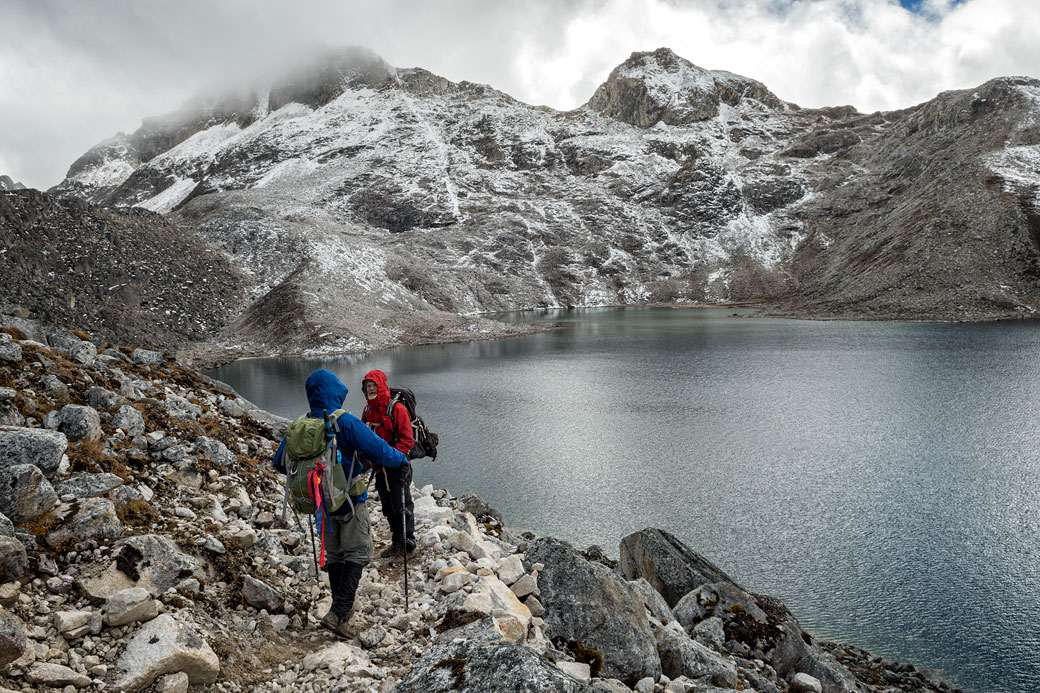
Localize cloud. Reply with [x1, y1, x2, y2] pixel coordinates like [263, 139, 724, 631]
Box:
[1, 0, 1038, 189]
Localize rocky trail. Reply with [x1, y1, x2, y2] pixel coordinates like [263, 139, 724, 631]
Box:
[0, 321, 964, 693]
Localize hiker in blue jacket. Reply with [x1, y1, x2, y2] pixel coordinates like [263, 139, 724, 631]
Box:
[273, 368, 408, 637]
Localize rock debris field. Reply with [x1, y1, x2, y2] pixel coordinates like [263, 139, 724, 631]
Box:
[0, 321, 964, 693]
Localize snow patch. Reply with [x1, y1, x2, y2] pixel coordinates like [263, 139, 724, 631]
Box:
[135, 177, 197, 214]
[70, 158, 135, 189]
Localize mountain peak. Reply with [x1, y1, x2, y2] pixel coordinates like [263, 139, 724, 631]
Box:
[0, 175, 27, 191]
[586, 47, 783, 127]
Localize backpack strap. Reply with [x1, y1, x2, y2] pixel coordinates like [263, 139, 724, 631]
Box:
[384, 396, 406, 446]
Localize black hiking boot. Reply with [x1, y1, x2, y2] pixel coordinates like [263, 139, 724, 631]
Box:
[379, 542, 401, 559]
[320, 563, 345, 633]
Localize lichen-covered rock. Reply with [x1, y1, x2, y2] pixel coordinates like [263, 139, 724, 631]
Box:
[111, 613, 220, 692]
[0, 342, 21, 363]
[56, 404, 103, 442]
[0, 608, 27, 666]
[112, 405, 146, 436]
[44, 497, 124, 548]
[86, 386, 127, 412]
[618, 528, 735, 607]
[655, 621, 739, 686]
[0, 512, 13, 537]
[131, 348, 165, 365]
[394, 636, 595, 692]
[194, 436, 236, 466]
[56, 472, 124, 499]
[525, 536, 661, 685]
[0, 463, 57, 523]
[0, 536, 27, 583]
[82, 534, 202, 599]
[0, 426, 68, 477]
[69, 340, 97, 365]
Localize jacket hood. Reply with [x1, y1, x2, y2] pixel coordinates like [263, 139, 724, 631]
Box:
[362, 369, 391, 411]
[305, 369, 348, 417]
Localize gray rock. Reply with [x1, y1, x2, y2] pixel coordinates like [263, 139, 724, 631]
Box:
[618, 528, 735, 607]
[84, 534, 202, 599]
[0, 463, 58, 522]
[111, 405, 145, 436]
[627, 577, 675, 625]
[56, 404, 103, 442]
[244, 408, 291, 440]
[69, 340, 97, 366]
[105, 587, 158, 626]
[525, 537, 661, 685]
[86, 386, 126, 412]
[163, 395, 201, 421]
[792, 672, 823, 693]
[111, 613, 220, 692]
[54, 609, 92, 634]
[458, 494, 503, 523]
[56, 472, 124, 499]
[0, 512, 12, 537]
[394, 636, 594, 692]
[45, 497, 124, 548]
[0, 342, 21, 363]
[0, 608, 27, 666]
[218, 399, 247, 418]
[692, 616, 725, 648]
[655, 623, 738, 686]
[194, 436, 236, 467]
[39, 374, 69, 397]
[107, 484, 145, 511]
[0, 426, 68, 477]
[793, 652, 860, 693]
[26, 661, 92, 688]
[242, 575, 284, 612]
[131, 348, 165, 365]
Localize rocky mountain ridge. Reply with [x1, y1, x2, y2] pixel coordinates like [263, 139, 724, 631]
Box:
[0, 177, 25, 192]
[0, 321, 964, 692]
[15, 46, 1040, 361]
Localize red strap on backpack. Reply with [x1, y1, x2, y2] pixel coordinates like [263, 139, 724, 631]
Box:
[308, 462, 327, 567]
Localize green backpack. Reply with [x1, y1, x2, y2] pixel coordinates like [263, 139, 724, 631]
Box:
[284, 410, 367, 515]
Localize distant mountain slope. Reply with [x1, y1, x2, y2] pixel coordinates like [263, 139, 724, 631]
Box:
[40, 46, 1040, 357]
[0, 175, 26, 191]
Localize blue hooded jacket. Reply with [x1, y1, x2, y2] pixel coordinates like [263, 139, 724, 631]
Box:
[273, 369, 408, 515]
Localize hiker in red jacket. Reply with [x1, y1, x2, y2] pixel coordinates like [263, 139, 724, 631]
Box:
[361, 369, 416, 558]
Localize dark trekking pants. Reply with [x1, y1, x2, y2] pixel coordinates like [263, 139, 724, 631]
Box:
[376, 463, 415, 549]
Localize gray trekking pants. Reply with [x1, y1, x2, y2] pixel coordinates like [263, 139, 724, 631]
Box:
[322, 502, 373, 567]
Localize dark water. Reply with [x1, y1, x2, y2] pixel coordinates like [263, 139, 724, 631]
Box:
[208, 308, 1040, 693]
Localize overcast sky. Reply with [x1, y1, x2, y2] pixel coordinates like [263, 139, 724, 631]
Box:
[2, 0, 1038, 190]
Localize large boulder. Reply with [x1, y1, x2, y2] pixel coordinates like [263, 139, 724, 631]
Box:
[655, 622, 739, 686]
[82, 534, 202, 600]
[0, 427, 68, 477]
[0, 512, 13, 536]
[618, 528, 735, 607]
[44, 497, 124, 548]
[0, 342, 21, 363]
[524, 537, 661, 685]
[69, 340, 97, 365]
[86, 386, 127, 412]
[56, 404, 103, 442]
[0, 608, 27, 666]
[393, 636, 594, 692]
[0, 535, 27, 582]
[105, 587, 159, 626]
[0, 463, 57, 523]
[111, 614, 220, 692]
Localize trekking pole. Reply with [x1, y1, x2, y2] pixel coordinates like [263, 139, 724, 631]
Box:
[307, 513, 319, 579]
[402, 484, 409, 612]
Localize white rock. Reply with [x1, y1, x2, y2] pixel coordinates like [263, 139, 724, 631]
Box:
[53, 610, 92, 634]
[413, 495, 452, 525]
[105, 587, 158, 626]
[792, 672, 823, 693]
[155, 671, 190, 693]
[440, 571, 472, 594]
[461, 575, 531, 644]
[556, 661, 591, 683]
[112, 614, 219, 692]
[510, 573, 537, 599]
[496, 554, 525, 586]
[635, 676, 656, 693]
[25, 662, 92, 688]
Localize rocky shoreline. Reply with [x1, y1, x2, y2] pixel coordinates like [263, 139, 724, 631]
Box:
[0, 322, 965, 692]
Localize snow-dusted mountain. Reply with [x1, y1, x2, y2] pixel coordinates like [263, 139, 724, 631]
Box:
[0, 175, 26, 191]
[42, 46, 1040, 357]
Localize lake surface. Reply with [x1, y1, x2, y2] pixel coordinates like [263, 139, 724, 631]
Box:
[208, 307, 1040, 693]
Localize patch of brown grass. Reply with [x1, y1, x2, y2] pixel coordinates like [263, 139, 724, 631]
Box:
[69, 329, 92, 341]
[116, 499, 163, 529]
[1, 327, 28, 341]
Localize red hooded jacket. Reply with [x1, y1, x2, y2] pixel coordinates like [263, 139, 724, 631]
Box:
[361, 369, 414, 457]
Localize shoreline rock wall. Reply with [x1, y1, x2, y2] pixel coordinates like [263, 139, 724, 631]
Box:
[0, 324, 964, 692]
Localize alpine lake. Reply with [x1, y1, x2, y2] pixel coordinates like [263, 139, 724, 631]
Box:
[207, 307, 1040, 693]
